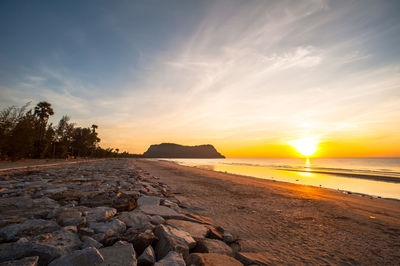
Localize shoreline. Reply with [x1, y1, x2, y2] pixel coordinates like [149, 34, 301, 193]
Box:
[133, 159, 400, 264]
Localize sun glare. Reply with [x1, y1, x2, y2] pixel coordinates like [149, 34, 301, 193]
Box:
[290, 138, 318, 157]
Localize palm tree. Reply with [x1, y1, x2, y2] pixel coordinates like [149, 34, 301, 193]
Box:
[34, 101, 54, 156]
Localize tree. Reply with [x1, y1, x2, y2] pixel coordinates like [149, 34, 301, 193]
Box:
[34, 101, 54, 157]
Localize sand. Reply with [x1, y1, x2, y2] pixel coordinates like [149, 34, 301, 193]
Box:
[132, 159, 400, 265]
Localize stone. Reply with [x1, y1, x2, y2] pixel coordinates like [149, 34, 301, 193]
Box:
[99, 241, 137, 266]
[137, 246, 156, 266]
[126, 229, 157, 255]
[0, 219, 60, 242]
[154, 224, 196, 260]
[139, 205, 183, 219]
[137, 196, 161, 207]
[235, 252, 270, 266]
[80, 192, 136, 212]
[0, 256, 39, 266]
[84, 207, 117, 223]
[48, 247, 104, 266]
[78, 227, 94, 237]
[117, 211, 153, 232]
[57, 209, 85, 226]
[150, 215, 165, 225]
[187, 253, 244, 266]
[193, 239, 233, 256]
[0, 229, 82, 265]
[81, 236, 103, 249]
[223, 232, 235, 243]
[206, 226, 223, 240]
[154, 251, 185, 266]
[89, 218, 126, 235]
[167, 219, 209, 241]
[63, 225, 78, 233]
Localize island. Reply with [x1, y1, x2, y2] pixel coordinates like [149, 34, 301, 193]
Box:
[142, 143, 225, 158]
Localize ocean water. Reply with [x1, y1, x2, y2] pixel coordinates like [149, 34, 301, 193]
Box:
[161, 158, 400, 200]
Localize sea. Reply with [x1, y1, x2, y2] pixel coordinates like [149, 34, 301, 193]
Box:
[161, 158, 400, 200]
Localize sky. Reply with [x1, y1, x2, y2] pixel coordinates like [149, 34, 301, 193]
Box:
[1, 0, 400, 157]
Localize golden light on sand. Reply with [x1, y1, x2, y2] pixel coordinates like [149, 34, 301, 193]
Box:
[291, 138, 318, 157]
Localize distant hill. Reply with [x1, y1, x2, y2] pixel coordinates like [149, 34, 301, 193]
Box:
[143, 143, 225, 158]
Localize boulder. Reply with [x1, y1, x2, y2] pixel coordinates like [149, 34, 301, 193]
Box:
[187, 253, 243, 266]
[235, 252, 270, 266]
[154, 251, 185, 266]
[125, 229, 157, 255]
[154, 224, 196, 260]
[84, 207, 117, 223]
[81, 236, 103, 249]
[139, 205, 183, 219]
[0, 219, 60, 242]
[0, 256, 39, 266]
[80, 192, 136, 212]
[0, 229, 82, 265]
[89, 219, 126, 236]
[137, 246, 156, 266]
[48, 247, 104, 266]
[193, 239, 233, 256]
[57, 209, 85, 226]
[117, 211, 153, 232]
[166, 219, 209, 241]
[99, 241, 137, 266]
[150, 215, 165, 225]
[137, 196, 160, 207]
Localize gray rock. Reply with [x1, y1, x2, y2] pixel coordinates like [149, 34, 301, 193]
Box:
[150, 215, 165, 225]
[117, 211, 153, 232]
[0, 256, 39, 266]
[137, 246, 156, 266]
[193, 239, 233, 256]
[48, 247, 104, 266]
[84, 207, 117, 223]
[0, 219, 60, 242]
[187, 253, 243, 266]
[99, 241, 137, 266]
[78, 227, 94, 237]
[154, 251, 185, 266]
[166, 219, 209, 241]
[139, 205, 183, 219]
[0, 229, 81, 265]
[125, 229, 157, 255]
[81, 236, 103, 249]
[89, 219, 126, 235]
[154, 224, 195, 260]
[137, 196, 160, 207]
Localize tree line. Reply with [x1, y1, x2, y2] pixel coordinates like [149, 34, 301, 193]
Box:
[0, 101, 138, 160]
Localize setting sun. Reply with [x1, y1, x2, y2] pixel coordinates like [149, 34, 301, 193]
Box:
[290, 138, 318, 157]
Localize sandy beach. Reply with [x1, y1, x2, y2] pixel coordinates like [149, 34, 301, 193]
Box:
[133, 159, 400, 265]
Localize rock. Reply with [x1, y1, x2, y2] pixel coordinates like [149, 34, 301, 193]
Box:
[150, 215, 165, 225]
[63, 225, 78, 233]
[187, 253, 243, 266]
[235, 252, 270, 266]
[117, 211, 153, 232]
[0, 256, 39, 266]
[154, 224, 196, 260]
[139, 205, 183, 219]
[125, 229, 157, 255]
[0, 229, 82, 265]
[80, 192, 136, 212]
[78, 227, 94, 237]
[166, 219, 209, 241]
[112, 192, 137, 212]
[137, 246, 156, 266]
[193, 239, 233, 256]
[206, 226, 223, 240]
[48, 247, 104, 266]
[0, 219, 60, 242]
[84, 207, 117, 223]
[137, 196, 161, 207]
[81, 236, 103, 249]
[57, 209, 85, 226]
[99, 241, 137, 266]
[154, 251, 185, 266]
[89, 219, 126, 236]
[223, 232, 235, 243]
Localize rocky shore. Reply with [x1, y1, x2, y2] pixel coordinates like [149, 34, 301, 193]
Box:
[0, 159, 252, 266]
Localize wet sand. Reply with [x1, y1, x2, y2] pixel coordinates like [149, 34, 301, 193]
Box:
[133, 159, 400, 265]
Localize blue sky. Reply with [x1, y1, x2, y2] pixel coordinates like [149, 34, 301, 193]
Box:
[1, 0, 400, 156]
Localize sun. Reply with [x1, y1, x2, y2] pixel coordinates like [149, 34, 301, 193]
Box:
[290, 138, 318, 157]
